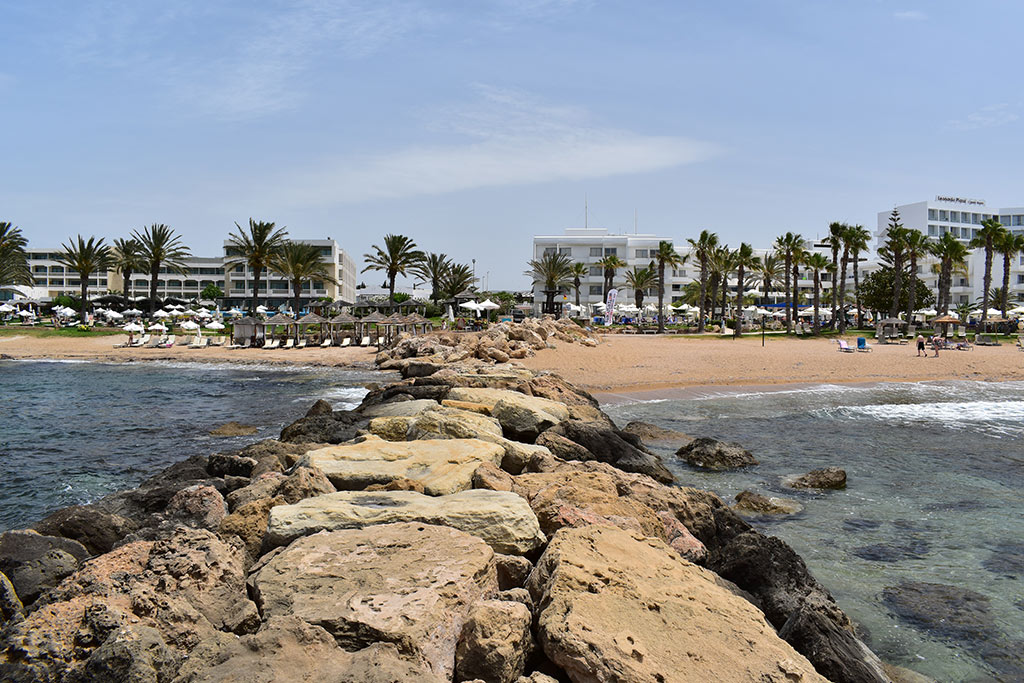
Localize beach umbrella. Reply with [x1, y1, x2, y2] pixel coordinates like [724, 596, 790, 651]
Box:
[986, 308, 1003, 318]
[205, 320, 225, 330]
[149, 322, 167, 331]
[478, 299, 500, 311]
[17, 309, 33, 317]
[180, 320, 200, 330]
[0, 303, 13, 312]
[105, 310, 124, 320]
[930, 314, 960, 324]
[123, 322, 144, 332]
[227, 308, 244, 316]
[459, 301, 480, 311]
[256, 305, 269, 313]
[153, 310, 170, 319]
[124, 308, 142, 316]
[446, 305, 455, 322]
[195, 309, 212, 318]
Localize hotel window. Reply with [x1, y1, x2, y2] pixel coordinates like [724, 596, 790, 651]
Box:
[939, 210, 948, 221]
[604, 247, 618, 256]
[928, 224, 937, 236]
[672, 284, 682, 291]
[558, 247, 572, 256]
[34, 278, 46, 286]
[589, 247, 602, 257]
[33, 265, 47, 273]
[589, 285, 603, 295]
[950, 211, 959, 222]
[928, 209, 937, 220]
[1020, 255, 1024, 266]
[589, 266, 602, 276]
[950, 227, 959, 238]
[1015, 215, 1024, 226]
[971, 229, 978, 239]
[543, 247, 556, 256]
[1018, 275, 1024, 284]
[939, 226, 948, 235]
[635, 249, 649, 259]
[672, 269, 686, 278]
[1001, 215, 1011, 225]
[973, 213, 981, 224]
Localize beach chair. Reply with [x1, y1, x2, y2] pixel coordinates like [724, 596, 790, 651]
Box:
[157, 335, 176, 348]
[320, 337, 333, 348]
[904, 325, 916, 339]
[976, 334, 999, 346]
[282, 338, 295, 350]
[132, 334, 150, 348]
[146, 336, 163, 348]
[112, 337, 131, 348]
[1017, 335, 1024, 351]
[856, 337, 872, 352]
[188, 336, 207, 349]
[836, 339, 854, 353]
[340, 337, 351, 348]
[181, 335, 194, 347]
[264, 339, 280, 350]
[295, 338, 307, 349]
[360, 336, 371, 346]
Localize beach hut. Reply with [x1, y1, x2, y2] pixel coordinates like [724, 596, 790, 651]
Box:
[297, 312, 328, 343]
[264, 313, 296, 344]
[232, 316, 262, 344]
[328, 312, 357, 344]
[359, 310, 385, 345]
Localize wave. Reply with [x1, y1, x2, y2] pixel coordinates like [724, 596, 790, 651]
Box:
[828, 400, 1024, 438]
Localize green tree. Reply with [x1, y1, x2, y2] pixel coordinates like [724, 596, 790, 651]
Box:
[363, 234, 425, 305]
[752, 251, 783, 308]
[597, 254, 626, 299]
[994, 229, 1024, 318]
[877, 210, 909, 319]
[928, 232, 969, 315]
[57, 235, 112, 321]
[0, 222, 33, 289]
[687, 230, 719, 332]
[845, 225, 871, 328]
[834, 224, 853, 332]
[969, 218, 1004, 323]
[569, 262, 588, 309]
[413, 252, 452, 305]
[791, 243, 808, 327]
[773, 232, 804, 333]
[133, 224, 192, 314]
[112, 237, 145, 305]
[803, 252, 831, 334]
[623, 265, 657, 309]
[526, 252, 572, 313]
[732, 243, 757, 337]
[224, 219, 289, 317]
[439, 263, 477, 302]
[902, 229, 930, 323]
[200, 283, 224, 301]
[653, 241, 687, 333]
[270, 241, 338, 336]
[825, 221, 845, 326]
[860, 267, 934, 314]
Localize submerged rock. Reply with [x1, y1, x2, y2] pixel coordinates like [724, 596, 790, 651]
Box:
[788, 467, 847, 490]
[732, 490, 803, 516]
[622, 420, 694, 447]
[981, 540, 1024, 578]
[851, 539, 931, 563]
[881, 581, 995, 642]
[676, 437, 758, 471]
[208, 421, 259, 437]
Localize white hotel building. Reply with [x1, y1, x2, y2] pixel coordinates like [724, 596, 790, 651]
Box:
[531, 228, 832, 313]
[876, 196, 1024, 306]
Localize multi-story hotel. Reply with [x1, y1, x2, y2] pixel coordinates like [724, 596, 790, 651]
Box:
[16, 238, 357, 309]
[875, 197, 1024, 306]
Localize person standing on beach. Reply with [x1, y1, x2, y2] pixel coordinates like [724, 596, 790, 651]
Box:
[916, 334, 925, 357]
[932, 335, 940, 357]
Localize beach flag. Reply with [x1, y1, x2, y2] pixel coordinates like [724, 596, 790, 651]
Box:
[605, 289, 617, 326]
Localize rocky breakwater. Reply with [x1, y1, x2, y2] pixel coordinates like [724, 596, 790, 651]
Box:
[0, 318, 895, 682]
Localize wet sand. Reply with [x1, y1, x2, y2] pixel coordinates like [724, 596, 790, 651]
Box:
[519, 333, 1024, 393]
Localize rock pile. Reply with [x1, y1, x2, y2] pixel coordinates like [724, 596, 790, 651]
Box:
[0, 330, 897, 682]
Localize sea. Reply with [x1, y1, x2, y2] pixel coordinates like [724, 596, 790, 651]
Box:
[0, 360, 1021, 681]
[604, 380, 1024, 682]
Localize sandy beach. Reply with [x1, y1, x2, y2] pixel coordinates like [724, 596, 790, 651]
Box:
[0, 332, 379, 368]
[519, 333, 1024, 396]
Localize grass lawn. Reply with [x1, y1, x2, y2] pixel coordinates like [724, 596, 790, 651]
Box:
[0, 326, 125, 338]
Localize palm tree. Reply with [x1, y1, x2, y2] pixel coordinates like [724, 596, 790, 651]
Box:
[57, 236, 112, 321]
[903, 229, 929, 323]
[132, 224, 192, 314]
[111, 237, 144, 305]
[803, 252, 831, 334]
[732, 243, 757, 337]
[363, 234, 425, 306]
[929, 232, 969, 315]
[791, 244, 808, 325]
[624, 265, 657, 309]
[687, 230, 719, 332]
[596, 254, 626, 299]
[440, 263, 477, 302]
[954, 301, 977, 326]
[653, 241, 687, 333]
[752, 252, 783, 307]
[224, 219, 288, 317]
[526, 252, 573, 313]
[413, 252, 452, 305]
[0, 222, 33, 289]
[845, 225, 871, 329]
[714, 247, 737, 323]
[994, 230, 1024, 319]
[774, 232, 804, 333]
[835, 224, 854, 332]
[569, 262, 588, 308]
[878, 210, 908, 319]
[270, 242, 338, 330]
[826, 221, 846, 326]
[970, 218, 1005, 323]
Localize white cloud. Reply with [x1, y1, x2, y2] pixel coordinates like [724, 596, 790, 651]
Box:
[948, 104, 1019, 131]
[271, 86, 715, 206]
[893, 10, 927, 21]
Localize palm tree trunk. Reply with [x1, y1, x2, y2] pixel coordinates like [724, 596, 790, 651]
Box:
[783, 255, 791, 333]
[697, 262, 707, 333]
[720, 273, 729, 324]
[251, 267, 262, 317]
[838, 248, 849, 333]
[388, 272, 396, 305]
[124, 268, 132, 307]
[657, 263, 666, 334]
[1002, 251, 1011, 319]
[574, 280, 581, 308]
[791, 262, 799, 329]
[853, 252, 862, 328]
[982, 245, 993, 322]
[80, 275, 89, 322]
[734, 264, 744, 337]
[889, 256, 903, 319]
[813, 272, 820, 334]
[905, 257, 918, 323]
[149, 265, 159, 314]
[293, 280, 302, 341]
[830, 247, 838, 325]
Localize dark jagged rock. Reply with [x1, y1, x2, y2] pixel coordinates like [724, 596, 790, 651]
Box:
[207, 452, 258, 477]
[789, 467, 847, 489]
[676, 437, 758, 471]
[0, 571, 24, 623]
[543, 419, 674, 484]
[778, 605, 890, 683]
[305, 399, 334, 417]
[0, 530, 90, 605]
[279, 409, 368, 444]
[622, 420, 694, 447]
[34, 504, 138, 556]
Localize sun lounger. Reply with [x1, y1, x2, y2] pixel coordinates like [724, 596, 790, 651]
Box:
[226, 339, 249, 350]
[264, 339, 280, 350]
[320, 337, 333, 348]
[130, 334, 150, 348]
[1016, 335, 1024, 351]
[856, 337, 872, 352]
[112, 337, 131, 348]
[156, 335, 176, 348]
[956, 339, 973, 351]
[146, 336, 163, 348]
[836, 339, 854, 353]
[360, 336, 371, 346]
[189, 336, 208, 349]
[976, 334, 1000, 346]
[340, 337, 351, 348]
[282, 338, 295, 350]
[295, 338, 307, 349]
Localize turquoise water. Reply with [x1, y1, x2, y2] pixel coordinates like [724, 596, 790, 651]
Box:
[604, 381, 1024, 682]
[0, 360, 383, 531]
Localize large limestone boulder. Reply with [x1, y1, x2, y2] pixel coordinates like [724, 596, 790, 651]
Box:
[0, 529, 90, 605]
[447, 388, 570, 421]
[299, 435, 504, 495]
[527, 525, 828, 683]
[250, 523, 498, 680]
[543, 419, 675, 483]
[676, 437, 758, 471]
[490, 397, 566, 443]
[788, 467, 847, 490]
[360, 398, 440, 418]
[265, 489, 546, 555]
[455, 599, 534, 683]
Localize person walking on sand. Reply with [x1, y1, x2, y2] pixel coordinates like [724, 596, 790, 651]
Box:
[932, 335, 940, 357]
[916, 334, 925, 357]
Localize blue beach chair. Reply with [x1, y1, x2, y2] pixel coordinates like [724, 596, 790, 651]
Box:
[856, 337, 872, 352]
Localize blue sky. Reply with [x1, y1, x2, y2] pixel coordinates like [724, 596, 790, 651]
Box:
[2, 1, 1022, 289]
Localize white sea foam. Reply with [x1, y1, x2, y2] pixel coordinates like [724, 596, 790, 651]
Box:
[830, 400, 1024, 438]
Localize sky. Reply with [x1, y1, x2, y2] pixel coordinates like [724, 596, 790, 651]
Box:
[2, 0, 1023, 290]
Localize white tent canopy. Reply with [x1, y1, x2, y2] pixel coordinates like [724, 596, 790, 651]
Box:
[477, 299, 500, 311]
